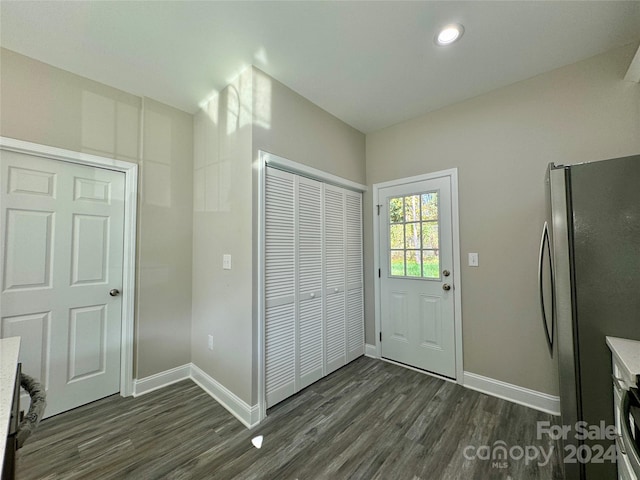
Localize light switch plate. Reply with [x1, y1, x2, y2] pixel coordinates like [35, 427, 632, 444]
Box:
[468, 252, 479, 267]
[223, 254, 232, 270]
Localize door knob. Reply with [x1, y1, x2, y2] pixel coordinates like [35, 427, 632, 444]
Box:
[442, 284, 451, 291]
[443, 270, 450, 277]
[109, 289, 120, 297]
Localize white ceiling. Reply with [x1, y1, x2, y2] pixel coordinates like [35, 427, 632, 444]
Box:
[1, 1, 639, 133]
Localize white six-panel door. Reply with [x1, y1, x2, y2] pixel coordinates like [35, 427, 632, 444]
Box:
[265, 167, 363, 408]
[0, 150, 125, 417]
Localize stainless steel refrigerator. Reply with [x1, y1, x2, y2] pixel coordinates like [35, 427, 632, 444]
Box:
[541, 155, 640, 480]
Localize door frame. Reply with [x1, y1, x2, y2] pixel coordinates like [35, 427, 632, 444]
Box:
[0, 136, 138, 397]
[373, 168, 463, 383]
[257, 150, 367, 422]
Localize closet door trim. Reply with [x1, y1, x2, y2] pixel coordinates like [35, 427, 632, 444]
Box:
[263, 151, 367, 193]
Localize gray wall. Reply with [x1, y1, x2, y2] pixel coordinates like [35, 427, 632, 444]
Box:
[192, 66, 365, 406]
[0, 48, 194, 379]
[364, 43, 640, 396]
[192, 68, 254, 404]
[251, 67, 366, 185]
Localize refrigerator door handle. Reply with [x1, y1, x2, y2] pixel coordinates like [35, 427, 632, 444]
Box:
[538, 221, 555, 355]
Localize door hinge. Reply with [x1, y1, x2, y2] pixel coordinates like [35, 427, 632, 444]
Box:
[378, 268, 381, 278]
[376, 204, 382, 215]
[379, 331, 382, 342]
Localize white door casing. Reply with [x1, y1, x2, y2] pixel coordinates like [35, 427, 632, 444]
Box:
[0, 137, 137, 415]
[375, 170, 462, 380]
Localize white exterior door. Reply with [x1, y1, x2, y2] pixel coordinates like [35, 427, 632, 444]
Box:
[379, 176, 456, 378]
[1, 150, 125, 417]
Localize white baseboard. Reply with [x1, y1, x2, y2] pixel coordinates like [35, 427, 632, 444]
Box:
[132, 364, 191, 397]
[133, 363, 259, 429]
[190, 364, 260, 429]
[463, 371, 560, 416]
[365, 343, 378, 358]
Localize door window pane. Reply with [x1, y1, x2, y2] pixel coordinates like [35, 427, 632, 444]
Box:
[405, 223, 420, 249]
[406, 250, 421, 277]
[422, 250, 439, 278]
[404, 195, 420, 222]
[421, 193, 438, 221]
[389, 198, 403, 223]
[421, 222, 439, 250]
[390, 224, 404, 249]
[388, 191, 440, 279]
[391, 250, 405, 276]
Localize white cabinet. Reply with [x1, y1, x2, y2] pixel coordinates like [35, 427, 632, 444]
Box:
[265, 167, 364, 408]
[608, 336, 640, 480]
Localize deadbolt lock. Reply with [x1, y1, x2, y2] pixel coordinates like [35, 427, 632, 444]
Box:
[443, 270, 450, 277]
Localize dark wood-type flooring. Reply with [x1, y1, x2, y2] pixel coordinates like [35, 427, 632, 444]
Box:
[17, 357, 565, 479]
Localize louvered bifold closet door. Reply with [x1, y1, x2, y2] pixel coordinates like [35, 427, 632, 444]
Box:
[345, 190, 364, 362]
[265, 168, 296, 408]
[324, 184, 347, 374]
[296, 176, 324, 390]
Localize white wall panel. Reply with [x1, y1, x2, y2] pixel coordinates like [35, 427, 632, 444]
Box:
[1, 311, 50, 388]
[68, 305, 106, 381]
[3, 209, 53, 291]
[73, 177, 111, 203]
[71, 214, 109, 285]
[419, 295, 442, 349]
[8, 167, 56, 197]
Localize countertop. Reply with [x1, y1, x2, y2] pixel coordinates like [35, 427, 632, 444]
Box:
[607, 336, 640, 387]
[0, 337, 20, 470]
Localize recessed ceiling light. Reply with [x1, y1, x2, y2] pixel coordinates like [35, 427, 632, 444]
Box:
[435, 24, 464, 46]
